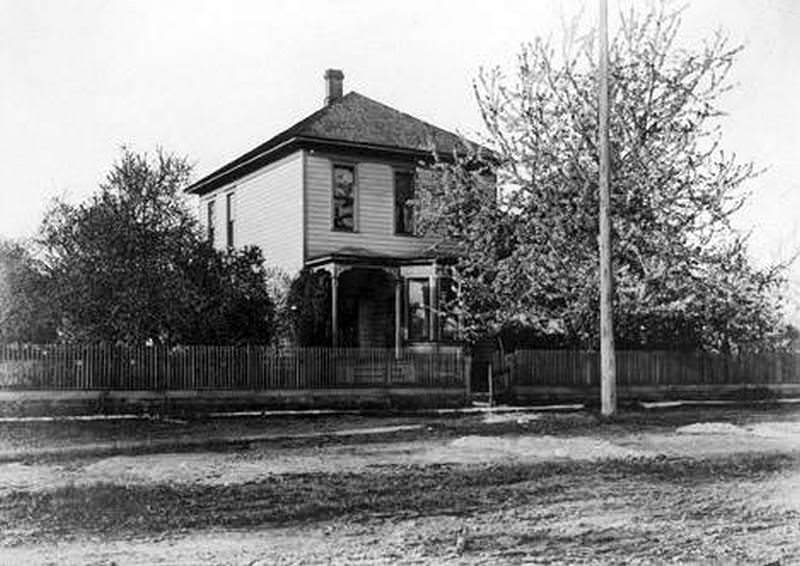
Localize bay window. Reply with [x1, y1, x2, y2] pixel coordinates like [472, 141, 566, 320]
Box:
[438, 277, 460, 342]
[407, 278, 430, 341]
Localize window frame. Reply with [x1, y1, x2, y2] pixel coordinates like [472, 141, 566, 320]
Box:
[393, 168, 416, 237]
[206, 199, 216, 245]
[437, 276, 461, 342]
[225, 191, 235, 248]
[406, 278, 431, 342]
[331, 162, 358, 232]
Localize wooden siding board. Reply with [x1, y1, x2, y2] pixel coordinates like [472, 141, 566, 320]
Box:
[305, 154, 438, 259]
[200, 151, 304, 273]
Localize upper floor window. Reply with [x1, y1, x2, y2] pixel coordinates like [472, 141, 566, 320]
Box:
[332, 164, 355, 231]
[206, 200, 216, 245]
[226, 192, 235, 248]
[394, 170, 415, 235]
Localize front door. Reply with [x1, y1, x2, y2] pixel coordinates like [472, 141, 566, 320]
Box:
[339, 267, 395, 348]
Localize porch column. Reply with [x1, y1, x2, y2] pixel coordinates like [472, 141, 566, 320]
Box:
[429, 271, 438, 343]
[394, 276, 402, 359]
[331, 270, 339, 348]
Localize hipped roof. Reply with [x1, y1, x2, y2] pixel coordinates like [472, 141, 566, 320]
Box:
[186, 91, 484, 195]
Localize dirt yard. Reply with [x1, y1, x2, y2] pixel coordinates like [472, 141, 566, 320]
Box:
[0, 405, 799, 564]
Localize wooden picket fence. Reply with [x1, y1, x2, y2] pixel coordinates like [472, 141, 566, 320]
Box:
[508, 350, 800, 387]
[0, 344, 468, 391]
[4, 344, 798, 396]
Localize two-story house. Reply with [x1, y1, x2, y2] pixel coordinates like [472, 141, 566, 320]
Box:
[186, 69, 476, 353]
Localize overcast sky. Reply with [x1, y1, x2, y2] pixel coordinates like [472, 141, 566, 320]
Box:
[1, 0, 798, 316]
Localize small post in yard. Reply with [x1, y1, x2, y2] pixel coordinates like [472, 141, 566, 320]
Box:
[464, 352, 472, 399]
[598, 0, 617, 416]
[488, 362, 494, 407]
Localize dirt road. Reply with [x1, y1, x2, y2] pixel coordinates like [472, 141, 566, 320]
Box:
[1, 407, 799, 564]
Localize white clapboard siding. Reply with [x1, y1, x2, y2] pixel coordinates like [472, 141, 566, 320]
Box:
[200, 151, 304, 274]
[305, 154, 437, 258]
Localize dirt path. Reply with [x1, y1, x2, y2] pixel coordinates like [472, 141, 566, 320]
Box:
[3, 458, 798, 565]
[1, 410, 799, 564]
[1, 418, 798, 493]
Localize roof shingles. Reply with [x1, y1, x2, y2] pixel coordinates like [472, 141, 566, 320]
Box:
[186, 91, 474, 194]
[300, 92, 464, 154]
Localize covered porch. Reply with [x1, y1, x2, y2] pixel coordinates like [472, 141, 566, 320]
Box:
[306, 252, 459, 354]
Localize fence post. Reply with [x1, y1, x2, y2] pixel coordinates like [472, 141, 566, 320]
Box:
[385, 348, 392, 386]
[164, 345, 171, 391]
[488, 362, 494, 407]
[507, 352, 516, 393]
[464, 353, 472, 398]
[246, 345, 252, 389]
[584, 353, 592, 387]
[505, 353, 512, 391]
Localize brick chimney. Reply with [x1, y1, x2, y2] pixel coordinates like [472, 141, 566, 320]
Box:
[324, 69, 344, 105]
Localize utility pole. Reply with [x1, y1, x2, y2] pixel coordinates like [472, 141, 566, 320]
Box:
[598, 0, 617, 416]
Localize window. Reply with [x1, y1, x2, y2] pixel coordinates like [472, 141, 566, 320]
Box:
[206, 200, 216, 245]
[438, 277, 460, 342]
[407, 279, 430, 341]
[226, 192, 235, 248]
[332, 164, 355, 231]
[394, 170, 415, 235]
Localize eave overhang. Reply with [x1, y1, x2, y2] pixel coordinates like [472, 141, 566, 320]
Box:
[184, 136, 457, 196]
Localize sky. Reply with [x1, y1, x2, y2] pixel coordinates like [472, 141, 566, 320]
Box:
[1, 0, 799, 319]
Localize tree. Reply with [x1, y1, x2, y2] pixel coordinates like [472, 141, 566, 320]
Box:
[417, 3, 789, 353]
[286, 268, 332, 346]
[263, 266, 294, 346]
[39, 148, 196, 343]
[0, 238, 57, 343]
[38, 147, 275, 345]
[176, 243, 276, 344]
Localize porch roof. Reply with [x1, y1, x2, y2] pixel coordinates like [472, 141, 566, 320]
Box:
[305, 246, 457, 269]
